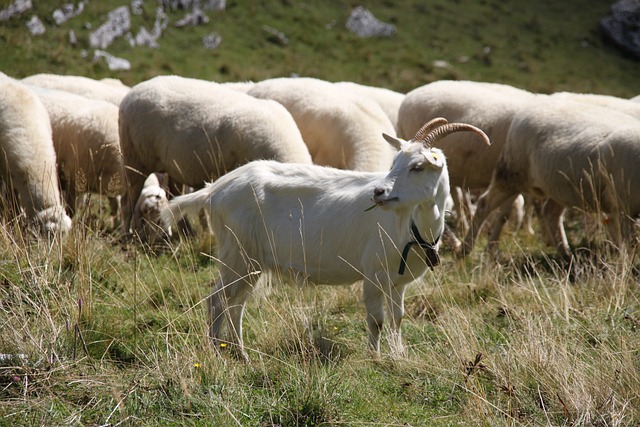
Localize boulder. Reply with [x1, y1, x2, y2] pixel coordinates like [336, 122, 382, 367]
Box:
[600, 0, 640, 59]
[346, 6, 396, 38]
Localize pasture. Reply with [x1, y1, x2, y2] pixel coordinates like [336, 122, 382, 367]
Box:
[1, 202, 639, 426]
[1, 1, 640, 426]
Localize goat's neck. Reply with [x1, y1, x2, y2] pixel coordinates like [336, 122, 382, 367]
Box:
[411, 200, 445, 244]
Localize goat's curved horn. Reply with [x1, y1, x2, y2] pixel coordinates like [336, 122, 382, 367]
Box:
[411, 117, 449, 142]
[421, 122, 491, 148]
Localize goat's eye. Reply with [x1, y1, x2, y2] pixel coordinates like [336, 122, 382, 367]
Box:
[411, 163, 424, 172]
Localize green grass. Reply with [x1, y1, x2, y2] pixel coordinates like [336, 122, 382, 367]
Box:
[1, 212, 639, 426]
[1, 1, 640, 425]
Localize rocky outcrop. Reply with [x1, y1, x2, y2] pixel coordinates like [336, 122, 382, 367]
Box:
[601, 0, 640, 59]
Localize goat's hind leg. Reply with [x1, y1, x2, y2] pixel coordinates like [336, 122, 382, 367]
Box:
[208, 270, 258, 360]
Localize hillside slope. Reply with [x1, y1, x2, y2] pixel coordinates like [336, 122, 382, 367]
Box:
[1, 0, 639, 96]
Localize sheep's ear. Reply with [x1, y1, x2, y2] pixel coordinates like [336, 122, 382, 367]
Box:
[382, 133, 405, 150]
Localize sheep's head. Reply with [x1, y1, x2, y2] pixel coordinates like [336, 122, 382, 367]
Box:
[36, 206, 73, 236]
[372, 118, 490, 211]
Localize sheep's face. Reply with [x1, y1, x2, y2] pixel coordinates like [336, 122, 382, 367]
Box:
[37, 206, 73, 236]
[372, 141, 447, 211]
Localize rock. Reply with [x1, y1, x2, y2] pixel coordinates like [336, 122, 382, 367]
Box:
[89, 6, 131, 49]
[131, 0, 143, 15]
[175, 8, 209, 27]
[346, 6, 396, 38]
[203, 32, 222, 49]
[26, 15, 45, 35]
[600, 0, 640, 59]
[52, 2, 84, 25]
[93, 50, 131, 71]
[203, 0, 225, 12]
[133, 7, 168, 48]
[0, 0, 32, 21]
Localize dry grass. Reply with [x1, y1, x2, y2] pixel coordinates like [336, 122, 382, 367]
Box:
[1, 204, 639, 426]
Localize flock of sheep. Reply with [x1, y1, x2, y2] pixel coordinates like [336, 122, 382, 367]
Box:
[2, 72, 640, 357]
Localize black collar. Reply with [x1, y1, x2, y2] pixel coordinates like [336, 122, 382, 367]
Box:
[398, 221, 440, 275]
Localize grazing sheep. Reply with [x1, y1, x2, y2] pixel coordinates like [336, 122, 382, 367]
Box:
[162, 118, 490, 359]
[132, 173, 172, 248]
[29, 86, 124, 219]
[22, 73, 130, 106]
[632, 94, 640, 103]
[334, 81, 405, 131]
[551, 91, 640, 119]
[0, 77, 72, 235]
[398, 80, 537, 248]
[462, 97, 640, 259]
[248, 77, 397, 172]
[221, 81, 255, 93]
[118, 75, 313, 239]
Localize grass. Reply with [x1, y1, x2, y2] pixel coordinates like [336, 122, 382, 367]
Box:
[1, 208, 639, 426]
[1, 0, 640, 425]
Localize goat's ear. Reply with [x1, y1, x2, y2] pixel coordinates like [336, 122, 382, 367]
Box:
[382, 133, 404, 150]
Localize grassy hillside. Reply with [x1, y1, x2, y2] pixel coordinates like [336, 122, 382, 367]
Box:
[1, 1, 640, 426]
[1, 0, 640, 96]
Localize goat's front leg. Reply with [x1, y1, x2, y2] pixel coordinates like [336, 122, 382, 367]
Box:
[362, 280, 384, 356]
[385, 282, 407, 358]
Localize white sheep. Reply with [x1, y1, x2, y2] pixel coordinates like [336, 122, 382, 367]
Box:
[397, 80, 537, 248]
[247, 77, 397, 172]
[551, 91, 640, 120]
[220, 81, 255, 93]
[334, 81, 405, 131]
[118, 75, 313, 239]
[132, 173, 172, 249]
[29, 86, 124, 220]
[162, 118, 490, 359]
[0, 76, 72, 235]
[462, 96, 640, 259]
[22, 73, 130, 106]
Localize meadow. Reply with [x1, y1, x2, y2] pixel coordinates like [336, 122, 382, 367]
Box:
[1, 1, 640, 426]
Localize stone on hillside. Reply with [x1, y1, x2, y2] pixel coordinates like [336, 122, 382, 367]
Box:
[203, 0, 225, 12]
[203, 32, 222, 49]
[346, 6, 396, 38]
[52, 2, 84, 25]
[93, 50, 131, 71]
[131, 0, 143, 15]
[134, 7, 168, 48]
[175, 8, 209, 27]
[26, 15, 45, 35]
[600, 0, 640, 59]
[0, 0, 31, 21]
[89, 6, 131, 49]
[160, 0, 196, 11]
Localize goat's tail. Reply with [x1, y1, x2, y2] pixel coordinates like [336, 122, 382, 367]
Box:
[160, 183, 214, 226]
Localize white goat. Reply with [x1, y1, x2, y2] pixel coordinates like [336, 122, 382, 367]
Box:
[22, 73, 130, 106]
[118, 75, 313, 240]
[462, 97, 640, 259]
[162, 118, 490, 359]
[398, 80, 536, 249]
[0, 76, 72, 236]
[248, 77, 397, 172]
